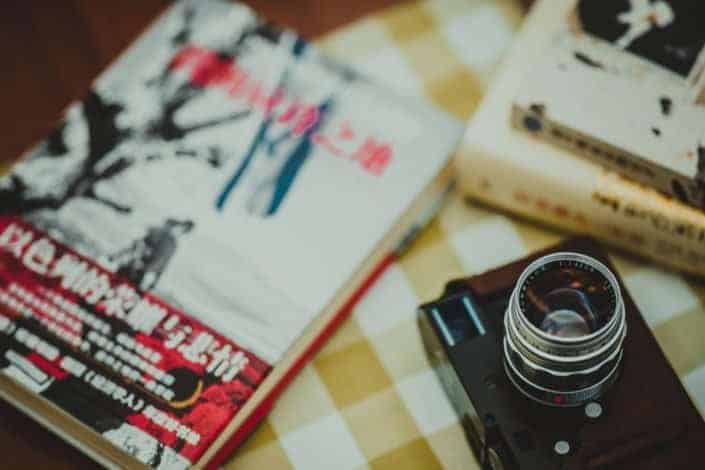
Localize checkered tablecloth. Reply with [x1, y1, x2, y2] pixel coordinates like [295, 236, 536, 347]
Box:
[1, 1, 702, 468]
[224, 0, 705, 468]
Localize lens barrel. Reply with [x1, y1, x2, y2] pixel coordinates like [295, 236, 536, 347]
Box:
[503, 252, 626, 407]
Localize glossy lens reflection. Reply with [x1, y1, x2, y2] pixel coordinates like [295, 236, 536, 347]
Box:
[540, 309, 591, 338]
[520, 262, 617, 339]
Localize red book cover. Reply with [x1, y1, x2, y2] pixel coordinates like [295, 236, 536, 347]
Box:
[0, 217, 269, 468]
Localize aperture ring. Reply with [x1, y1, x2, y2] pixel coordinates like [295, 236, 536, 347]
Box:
[505, 305, 626, 372]
[503, 335, 623, 391]
[504, 349, 622, 407]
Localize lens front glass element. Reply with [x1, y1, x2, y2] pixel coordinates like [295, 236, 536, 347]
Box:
[518, 258, 617, 339]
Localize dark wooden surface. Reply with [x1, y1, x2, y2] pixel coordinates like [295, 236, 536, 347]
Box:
[0, 2, 404, 468]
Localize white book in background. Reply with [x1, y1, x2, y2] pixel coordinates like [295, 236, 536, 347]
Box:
[458, 0, 705, 277]
[513, 0, 705, 210]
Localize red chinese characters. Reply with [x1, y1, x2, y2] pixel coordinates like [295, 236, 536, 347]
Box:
[169, 45, 394, 176]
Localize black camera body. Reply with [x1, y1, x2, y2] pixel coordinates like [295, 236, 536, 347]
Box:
[419, 237, 705, 469]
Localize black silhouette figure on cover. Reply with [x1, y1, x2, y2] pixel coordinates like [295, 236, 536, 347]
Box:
[108, 219, 194, 292]
[0, 4, 355, 220]
[0, 6, 255, 216]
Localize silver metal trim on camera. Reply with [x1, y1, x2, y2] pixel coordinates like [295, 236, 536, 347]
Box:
[503, 252, 627, 407]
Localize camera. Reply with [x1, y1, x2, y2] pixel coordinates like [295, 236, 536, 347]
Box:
[419, 237, 705, 469]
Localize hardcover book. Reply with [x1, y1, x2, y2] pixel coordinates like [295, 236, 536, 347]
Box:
[513, 0, 705, 209]
[458, 0, 705, 276]
[0, 1, 460, 468]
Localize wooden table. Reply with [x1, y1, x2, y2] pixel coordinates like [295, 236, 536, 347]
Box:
[0, 1, 403, 467]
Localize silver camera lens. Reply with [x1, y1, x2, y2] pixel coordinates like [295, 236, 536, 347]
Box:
[503, 252, 626, 407]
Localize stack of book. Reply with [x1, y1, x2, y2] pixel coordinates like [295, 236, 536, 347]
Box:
[459, 0, 705, 276]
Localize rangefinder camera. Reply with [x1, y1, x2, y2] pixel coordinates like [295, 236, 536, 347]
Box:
[419, 237, 705, 469]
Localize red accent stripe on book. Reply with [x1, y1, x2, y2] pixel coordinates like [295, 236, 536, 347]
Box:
[205, 252, 397, 469]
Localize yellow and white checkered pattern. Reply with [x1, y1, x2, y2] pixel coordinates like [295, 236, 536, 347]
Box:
[225, 0, 705, 468]
[2, 1, 702, 468]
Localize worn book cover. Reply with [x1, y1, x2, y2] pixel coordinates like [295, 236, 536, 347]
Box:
[0, 1, 460, 468]
[513, 0, 705, 209]
[458, 0, 705, 276]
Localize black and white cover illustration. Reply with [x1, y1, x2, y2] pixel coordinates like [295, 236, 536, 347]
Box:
[0, 0, 459, 467]
[513, 0, 705, 209]
[0, 0, 457, 362]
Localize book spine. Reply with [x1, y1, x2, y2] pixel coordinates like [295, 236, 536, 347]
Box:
[458, 139, 705, 277]
[204, 253, 397, 470]
[511, 104, 705, 210]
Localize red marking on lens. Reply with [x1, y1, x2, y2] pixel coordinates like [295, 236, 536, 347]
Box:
[553, 395, 565, 405]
